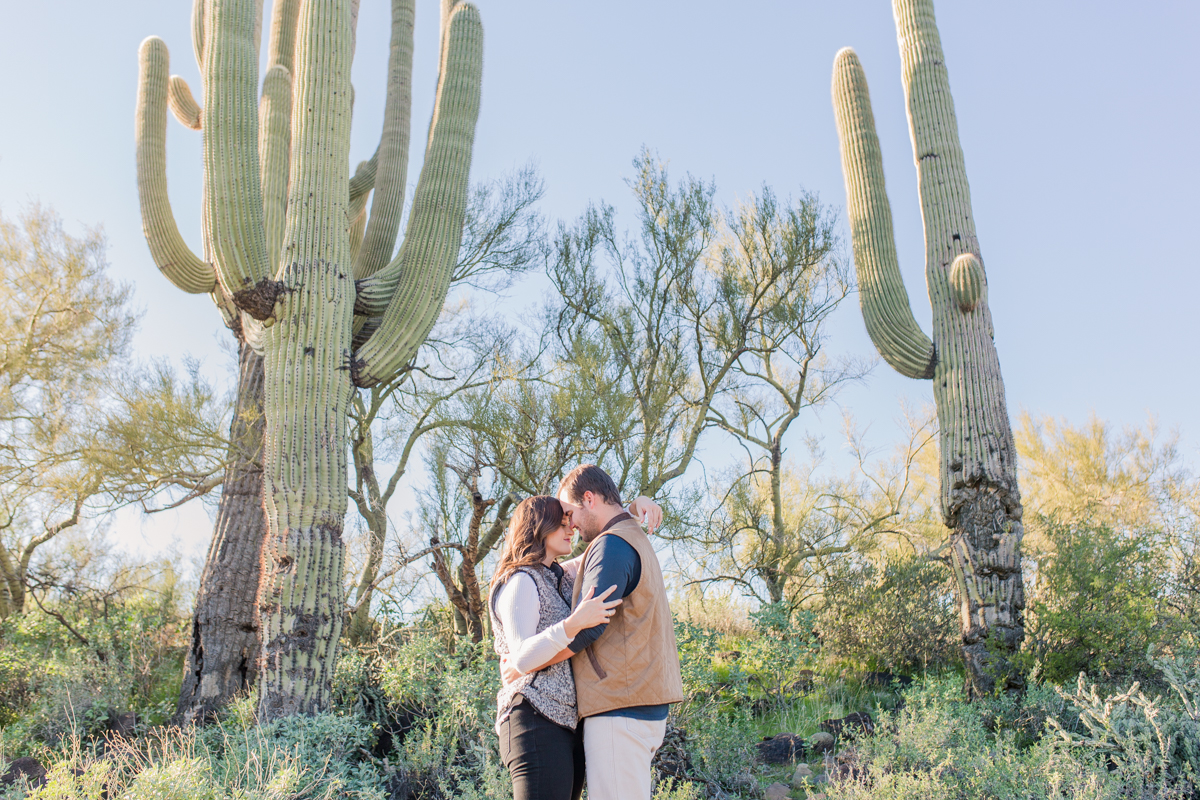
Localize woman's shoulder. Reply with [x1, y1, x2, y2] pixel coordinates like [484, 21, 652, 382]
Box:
[495, 568, 539, 599]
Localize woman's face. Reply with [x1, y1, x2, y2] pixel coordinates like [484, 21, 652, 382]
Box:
[543, 515, 574, 560]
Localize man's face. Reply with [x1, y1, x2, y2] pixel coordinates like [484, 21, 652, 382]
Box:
[557, 489, 603, 542]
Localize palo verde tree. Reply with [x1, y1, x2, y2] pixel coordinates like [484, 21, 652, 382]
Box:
[697, 188, 862, 606]
[832, 0, 1026, 694]
[136, 0, 483, 719]
[0, 207, 134, 619]
[551, 153, 854, 508]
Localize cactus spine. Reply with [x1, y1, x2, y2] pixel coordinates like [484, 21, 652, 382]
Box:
[136, 0, 483, 719]
[832, 0, 1025, 695]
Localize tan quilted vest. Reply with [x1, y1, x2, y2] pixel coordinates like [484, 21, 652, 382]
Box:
[570, 517, 685, 718]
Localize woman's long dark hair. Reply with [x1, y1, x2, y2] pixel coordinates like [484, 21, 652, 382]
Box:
[490, 496, 565, 597]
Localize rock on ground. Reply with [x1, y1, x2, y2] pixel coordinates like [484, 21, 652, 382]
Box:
[820, 711, 875, 740]
[1, 758, 46, 789]
[809, 731, 835, 754]
[755, 732, 807, 764]
[765, 781, 792, 800]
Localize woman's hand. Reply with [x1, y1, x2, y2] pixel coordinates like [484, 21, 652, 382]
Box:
[564, 585, 622, 638]
[627, 495, 662, 534]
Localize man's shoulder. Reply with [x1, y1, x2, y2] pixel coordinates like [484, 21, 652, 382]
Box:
[588, 531, 638, 559]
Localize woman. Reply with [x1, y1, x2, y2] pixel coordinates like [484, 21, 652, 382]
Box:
[490, 494, 659, 800]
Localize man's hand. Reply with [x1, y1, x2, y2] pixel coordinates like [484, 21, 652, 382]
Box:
[627, 495, 662, 534]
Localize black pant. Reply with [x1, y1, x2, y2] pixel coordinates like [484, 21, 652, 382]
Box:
[498, 700, 585, 800]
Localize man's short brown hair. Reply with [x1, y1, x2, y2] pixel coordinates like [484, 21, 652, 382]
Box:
[558, 464, 622, 506]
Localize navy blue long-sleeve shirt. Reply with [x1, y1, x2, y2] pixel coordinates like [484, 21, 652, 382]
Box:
[568, 512, 667, 721]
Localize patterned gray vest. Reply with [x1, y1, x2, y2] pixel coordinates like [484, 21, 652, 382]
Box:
[491, 563, 577, 730]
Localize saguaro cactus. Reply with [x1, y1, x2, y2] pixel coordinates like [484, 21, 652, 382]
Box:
[831, 0, 1025, 695]
[136, 0, 483, 719]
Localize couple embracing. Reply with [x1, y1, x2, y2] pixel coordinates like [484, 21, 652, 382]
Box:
[488, 464, 684, 800]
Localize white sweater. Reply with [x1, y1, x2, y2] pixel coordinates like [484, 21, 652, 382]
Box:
[492, 560, 580, 674]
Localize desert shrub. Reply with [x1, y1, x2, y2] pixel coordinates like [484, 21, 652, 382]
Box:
[653, 777, 706, 800]
[2, 710, 389, 800]
[374, 630, 508, 800]
[668, 705, 759, 799]
[824, 678, 1122, 800]
[0, 563, 186, 752]
[818, 554, 959, 674]
[1027, 516, 1170, 683]
[739, 604, 819, 704]
[1047, 642, 1199, 796]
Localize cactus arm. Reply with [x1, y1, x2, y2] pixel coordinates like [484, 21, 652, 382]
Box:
[192, 0, 206, 70]
[347, 154, 377, 263]
[257, 0, 355, 720]
[348, 188, 370, 264]
[136, 37, 217, 295]
[831, 48, 935, 379]
[349, 152, 377, 202]
[168, 76, 203, 130]
[353, 0, 416, 279]
[265, 0, 300, 72]
[259, 65, 292, 272]
[351, 2, 482, 388]
[202, 0, 274, 311]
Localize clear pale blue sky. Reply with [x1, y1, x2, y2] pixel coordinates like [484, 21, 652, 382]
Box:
[2, 1, 1197, 562]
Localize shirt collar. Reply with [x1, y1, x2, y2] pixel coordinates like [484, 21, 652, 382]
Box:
[602, 511, 633, 532]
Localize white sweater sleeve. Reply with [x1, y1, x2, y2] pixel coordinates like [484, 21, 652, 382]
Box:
[494, 572, 572, 676]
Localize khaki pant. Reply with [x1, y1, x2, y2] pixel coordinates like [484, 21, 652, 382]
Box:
[582, 715, 667, 800]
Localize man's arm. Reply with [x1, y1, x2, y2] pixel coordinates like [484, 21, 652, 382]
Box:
[568, 534, 641, 653]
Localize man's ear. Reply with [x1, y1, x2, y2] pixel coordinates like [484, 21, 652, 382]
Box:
[581, 490, 595, 508]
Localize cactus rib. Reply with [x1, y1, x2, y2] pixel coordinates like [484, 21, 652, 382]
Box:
[257, 0, 355, 718]
[266, 0, 300, 74]
[135, 37, 216, 294]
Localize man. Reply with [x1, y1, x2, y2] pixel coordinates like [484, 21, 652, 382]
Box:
[555, 464, 684, 800]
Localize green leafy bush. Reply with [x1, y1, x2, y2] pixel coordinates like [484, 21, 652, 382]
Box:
[0, 582, 185, 751]
[1027, 516, 1169, 683]
[818, 554, 959, 674]
[373, 631, 508, 800]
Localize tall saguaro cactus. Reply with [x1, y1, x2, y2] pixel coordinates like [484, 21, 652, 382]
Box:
[831, 0, 1025, 695]
[136, 0, 483, 719]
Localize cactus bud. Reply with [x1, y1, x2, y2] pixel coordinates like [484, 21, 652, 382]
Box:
[950, 253, 984, 312]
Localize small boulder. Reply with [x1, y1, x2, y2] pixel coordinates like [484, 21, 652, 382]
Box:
[791, 762, 813, 788]
[765, 782, 792, 800]
[108, 710, 138, 738]
[808, 731, 835, 754]
[1, 757, 47, 789]
[820, 711, 875, 741]
[788, 669, 816, 694]
[755, 733, 807, 764]
[863, 671, 912, 689]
